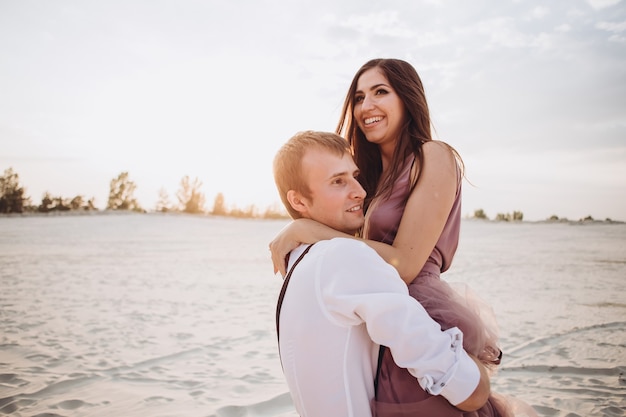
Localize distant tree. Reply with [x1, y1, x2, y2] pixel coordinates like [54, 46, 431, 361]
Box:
[548, 215, 559, 221]
[229, 203, 258, 218]
[211, 192, 227, 215]
[69, 195, 97, 211]
[495, 213, 510, 222]
[107, 172, 142, 211]
[176, 176, 205, 214]
[156, 187, 172, 212]
[22, 200, 37, 213]
[37, 193, 67, 212]
[0, 167, 27, 213]
[38, 192, 54, 213]
[473, 209, 488, 220]
[247, 204, 259, 218]
[38, 192, 95, 212]
[70, 195, 96, 211]
[53, 196, 70, 211]
[70, 195, 84, 210]
[86, 198, 97, 211]
[263, 202, 289, 219]
[493, 211, 524, 222]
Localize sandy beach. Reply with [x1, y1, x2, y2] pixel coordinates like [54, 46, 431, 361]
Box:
[0, 214, 624, 416]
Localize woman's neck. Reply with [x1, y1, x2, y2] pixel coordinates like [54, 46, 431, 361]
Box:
[379, 145, 394, 174]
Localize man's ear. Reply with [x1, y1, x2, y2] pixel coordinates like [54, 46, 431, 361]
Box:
[286, 190, 309, 216]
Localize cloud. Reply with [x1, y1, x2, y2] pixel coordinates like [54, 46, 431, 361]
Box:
[596, 19, 626, 42]
[585, 0, 623, 10]
[596, 20, 626, 32]
[555, 23, 572, 32]
[330, 10, 416, 38]
[474, 17, 536, 49]
[529, 6, 551, 19]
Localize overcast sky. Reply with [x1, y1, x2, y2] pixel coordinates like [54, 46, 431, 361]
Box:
[1, 0, 624, 221]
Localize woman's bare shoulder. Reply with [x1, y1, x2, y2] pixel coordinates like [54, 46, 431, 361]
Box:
[423, 139, 453, 152]
[421, 140, 456, 166]
[409, 141, 456, 184]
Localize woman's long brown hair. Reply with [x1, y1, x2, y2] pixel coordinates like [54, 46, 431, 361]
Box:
[336, 58, 463, 210]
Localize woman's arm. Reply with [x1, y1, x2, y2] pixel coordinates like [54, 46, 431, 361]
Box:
[269, 141, 458, 281]
[363, 141, 459, 283]
[269, 218, 355, 276]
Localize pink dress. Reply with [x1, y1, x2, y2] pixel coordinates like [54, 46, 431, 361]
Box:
[365, 156, 535, 417]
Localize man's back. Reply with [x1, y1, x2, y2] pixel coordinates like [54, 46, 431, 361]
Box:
[279, 239, 391, 416]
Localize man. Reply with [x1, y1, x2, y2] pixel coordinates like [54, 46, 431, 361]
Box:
[272, 131, 490, 416]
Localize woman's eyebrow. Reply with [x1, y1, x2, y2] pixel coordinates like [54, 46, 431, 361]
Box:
[355, 83, 389, 94]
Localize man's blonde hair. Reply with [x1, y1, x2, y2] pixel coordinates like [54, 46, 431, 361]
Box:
[273, 130, 352, 219]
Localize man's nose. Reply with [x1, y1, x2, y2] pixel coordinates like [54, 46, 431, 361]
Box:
[350, 179, 366, 199]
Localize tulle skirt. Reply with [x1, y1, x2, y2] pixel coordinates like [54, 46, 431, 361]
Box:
[373, 271, 538, 417]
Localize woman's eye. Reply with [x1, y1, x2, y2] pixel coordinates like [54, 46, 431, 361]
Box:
[375, 88, 388, 95]
[354, 95, 364, 103]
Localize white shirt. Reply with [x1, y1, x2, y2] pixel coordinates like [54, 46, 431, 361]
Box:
[278, 238, 479, 417]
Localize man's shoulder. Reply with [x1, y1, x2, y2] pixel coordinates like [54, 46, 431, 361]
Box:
[318, 237, 368, 251]
[315, 238, 383, 264]
[311, 238, 406, 294]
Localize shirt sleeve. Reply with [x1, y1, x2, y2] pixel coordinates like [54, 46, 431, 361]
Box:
[315, 238, 480, 406]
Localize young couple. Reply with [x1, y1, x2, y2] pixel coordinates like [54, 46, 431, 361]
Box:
[270, 59, 537, 417]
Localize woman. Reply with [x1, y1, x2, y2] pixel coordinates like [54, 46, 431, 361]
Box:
[270, 59, 536, 417]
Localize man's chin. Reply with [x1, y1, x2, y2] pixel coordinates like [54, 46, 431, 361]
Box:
[328, 218, 363, 235]
[342, 223, 363, 236]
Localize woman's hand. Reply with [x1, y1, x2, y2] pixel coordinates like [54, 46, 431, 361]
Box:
[269, 220, 307, 276]
[269, 218, 351, 276]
